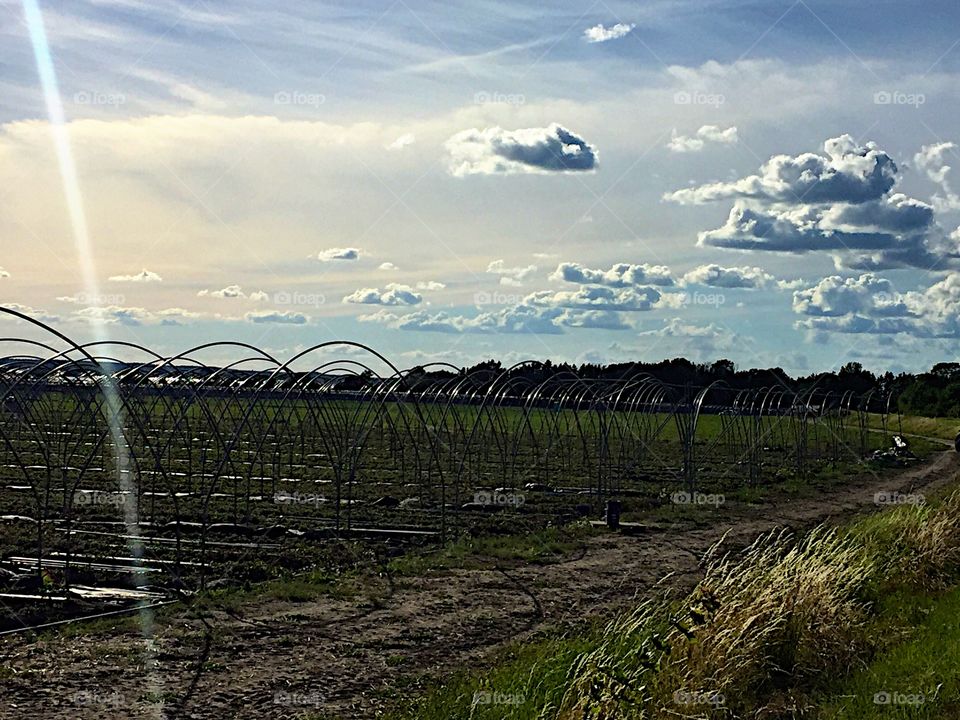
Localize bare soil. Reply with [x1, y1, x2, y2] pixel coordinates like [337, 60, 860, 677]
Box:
[1, 449, 957, 720]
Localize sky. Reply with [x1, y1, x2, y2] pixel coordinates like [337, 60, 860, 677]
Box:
[1, 0, 959, 374]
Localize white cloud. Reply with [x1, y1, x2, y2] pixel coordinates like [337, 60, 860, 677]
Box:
[550, 261, 674, 287]
[197, 285, 269, 301]
[914, 142, 960, 211]
[525, 285, 664, 312]
[0, 303, 58, 323]
[0, 268, 9, 278]
[386, 133, 416, 150]
[74, 305, 202, 326]
[378, 262, 398, 271]
[317, 247, 361, 262]
[792, 273, 960, 338]
[360, 305, 565, 335]
[667, 135, 958, 271]
[343, 283, 422, 306]
[665, 134, 897, 205]
[360, 303, 632, 335]
[415, 280, 446, 291]
[583, 22, 635, 43]
[245, 310, 308, 324]
[445, 124, 598, 176]
[635, 318, 738, 355]
[108, 269, 162, 283]
[487, 259, 538, 286]
[667, 125, 738, 153]
[681, 264, 774, 289]
[198, 284, 245, 299]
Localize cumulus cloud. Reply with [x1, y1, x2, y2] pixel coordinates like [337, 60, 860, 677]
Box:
[626, 318, 739, 356]
[550, 261, 674, 287]
[198, 285, 246, 299]
[665, 135, 897, 205]
[343, 283, 422, 306]
[378, 262, 398, 271]
[245, 310, 308, 324]
[201, 285, 242, 298]
[667, 125, 738, 153]
[108, 269, 162, 283]
[197, 285, 269, 301]
[445, 124, 597, 176]
[641, 318, 735, 340]
[556, 309, 634, 330]
[525, 285, 663, 312]
[415, 280, 446, 291]
[487, 259, 538, 286]
[667, 135, 959, 271]
[360, 305, 564, 334]
[360, 303, 634, 335]
[914, 142, 960, 211]
[386, 133, 415, 151]
[74, 305, 202, 326]
[793, 274, 908, 317]
[681, 264, 774, 289]
[792, 273, 960, 337]
[317, 247, 361, 262]
[583, 22, 635, 42]
[0, 303, 58, 323]
[0, 268, 8, 278]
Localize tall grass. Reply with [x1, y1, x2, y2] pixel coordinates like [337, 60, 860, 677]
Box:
[552, 489, 960, 719]
[386, 488, 960, 719]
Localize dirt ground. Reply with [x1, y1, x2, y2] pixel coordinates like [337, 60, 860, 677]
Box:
[1, 447, 957, 720]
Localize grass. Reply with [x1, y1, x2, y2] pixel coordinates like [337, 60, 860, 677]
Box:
[383, 628, 600, 720]
[817, 585, 960, 719]
[388, 522, 594, 576]
[868, 413, 960, 443]
[384, 474, 960, 720]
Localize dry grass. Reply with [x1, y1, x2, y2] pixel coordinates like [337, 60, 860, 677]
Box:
[555, 488, 960, 720]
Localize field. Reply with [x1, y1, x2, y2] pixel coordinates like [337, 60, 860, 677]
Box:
[0, 351, 921, 635]
[0, 341, 955, 718]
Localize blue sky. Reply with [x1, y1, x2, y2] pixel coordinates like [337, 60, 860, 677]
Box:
[1, 0, 959, 373]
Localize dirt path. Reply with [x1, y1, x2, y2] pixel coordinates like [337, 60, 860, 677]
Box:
[1, 449, 956, 720]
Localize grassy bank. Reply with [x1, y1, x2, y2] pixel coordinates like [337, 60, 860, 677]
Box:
[384, 476, 960, 720]
[818, 584, 960, 718]
[868, 413, 960, 443]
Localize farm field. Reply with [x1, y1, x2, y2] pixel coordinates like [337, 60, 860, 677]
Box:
[0, 427, 954, 719]
[0, 351, 916, 631]
[0, 336, 950, 719]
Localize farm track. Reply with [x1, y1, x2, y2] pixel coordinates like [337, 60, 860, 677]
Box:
[1, 448, 957, 720]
